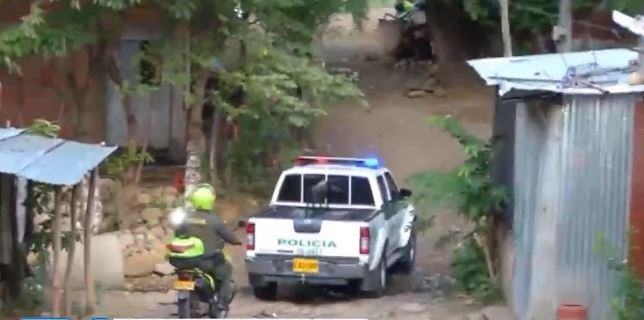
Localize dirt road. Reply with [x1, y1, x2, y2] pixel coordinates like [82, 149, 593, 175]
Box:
[96, 8, 494, 319]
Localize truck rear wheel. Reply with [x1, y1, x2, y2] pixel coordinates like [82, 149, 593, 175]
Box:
[364, 252, 387, 298]
[252, 282, 277, 301]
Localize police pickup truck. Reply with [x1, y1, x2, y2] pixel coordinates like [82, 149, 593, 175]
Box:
[244, 156, 417, 300]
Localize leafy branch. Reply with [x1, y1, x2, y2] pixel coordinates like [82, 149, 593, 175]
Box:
[410, 115, 506, 303]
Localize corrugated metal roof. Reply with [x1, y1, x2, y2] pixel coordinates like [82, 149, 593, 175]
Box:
[467, 48, 644, 96]
[0, 128, 117, 186]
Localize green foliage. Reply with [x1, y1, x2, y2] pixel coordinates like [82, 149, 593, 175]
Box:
[410, 115, 505, 303]
[451, 238, 501, 303]
[212, 32, 364, 187]
[101, 148, 154, 177]
[23, 119, 76, 253]
[595, 234, 644, 320]
[611, 266, 644, 320]
[24, 119, 60, 137]
[2, 0, 367, 192]
[0, 252, 50, 315]
[411, 115, 505, 225]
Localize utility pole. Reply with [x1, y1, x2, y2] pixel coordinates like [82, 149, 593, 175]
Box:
[499, 0, 512, 56]
[555, 0, 573, 52]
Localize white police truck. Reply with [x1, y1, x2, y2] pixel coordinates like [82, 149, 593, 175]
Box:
[244, 156, 417, 300]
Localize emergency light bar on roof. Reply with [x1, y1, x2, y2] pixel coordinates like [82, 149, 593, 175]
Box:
[294, 156, 381, 168]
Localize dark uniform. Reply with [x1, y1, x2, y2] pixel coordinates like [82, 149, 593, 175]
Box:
[177, 209, 241, 310]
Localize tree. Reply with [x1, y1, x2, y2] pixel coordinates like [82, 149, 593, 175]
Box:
[424, 0, 641, 60]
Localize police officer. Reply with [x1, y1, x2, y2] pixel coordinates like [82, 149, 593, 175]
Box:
[177, 184, 242, 317]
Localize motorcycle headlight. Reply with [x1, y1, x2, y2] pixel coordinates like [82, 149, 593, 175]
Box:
[169, 207, 187, 226]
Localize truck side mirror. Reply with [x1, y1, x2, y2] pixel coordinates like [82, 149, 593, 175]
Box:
[400, 188, 412, 198]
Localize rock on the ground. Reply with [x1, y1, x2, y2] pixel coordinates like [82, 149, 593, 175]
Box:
[150, 226, 166, 240]
[137, 193, 153, 206]
[119, 231, 135, 250]
[480, 305, 513, 320]
[433, 87, 448, 98]
[142, 207, 163, 227]
[51, 232, 125, 289]
[124, 252, 163, 277]
[153, 262, 175, 276]
[365, 53, 381, 61]
[407, 90, 428, 99]
[400, 302, 427, 313]
[423, 77, 439, 91]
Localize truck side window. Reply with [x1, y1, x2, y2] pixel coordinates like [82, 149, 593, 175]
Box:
[384, 172, 400, 201]
[277, 174, 301, 202]
[351, 176, 374, 205]
[328, 175, 349, 204]
[377, 175, 390, 202]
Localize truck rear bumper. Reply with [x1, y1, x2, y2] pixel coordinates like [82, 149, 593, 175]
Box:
[245, 255, 368, 286]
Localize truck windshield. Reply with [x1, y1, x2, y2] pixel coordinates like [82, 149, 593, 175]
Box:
[276, 174, 374, 206]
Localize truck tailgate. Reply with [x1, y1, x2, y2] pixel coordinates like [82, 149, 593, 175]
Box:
[253, 218, 361, 257]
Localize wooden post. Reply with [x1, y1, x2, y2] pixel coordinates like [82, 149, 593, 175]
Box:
[51, 187, 63, 316]
[83, 170, 97, 315]
[63, 184, 80, 316]
[7, 175, 24, 300]
[499, 0, 512, 56]
[557, 0, 573, 52]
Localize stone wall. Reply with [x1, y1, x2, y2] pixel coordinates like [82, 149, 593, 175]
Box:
[99, 179, 181, 278]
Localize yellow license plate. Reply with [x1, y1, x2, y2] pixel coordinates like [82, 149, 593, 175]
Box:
[173, 280, 195, 291]
[293, 258, 319, 273]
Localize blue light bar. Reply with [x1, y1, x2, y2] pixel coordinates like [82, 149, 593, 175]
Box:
[294, 156, 381, 168]
[363, 158, 379, 168]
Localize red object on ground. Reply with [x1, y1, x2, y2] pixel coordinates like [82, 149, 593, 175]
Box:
[173, 171, 185, 194]
[557, 304, 587, 320]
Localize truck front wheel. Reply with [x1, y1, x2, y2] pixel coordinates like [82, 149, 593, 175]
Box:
[252, 283, 277, 301]
[398, 229, 417, 274]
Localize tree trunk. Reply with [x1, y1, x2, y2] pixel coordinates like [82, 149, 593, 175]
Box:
[185, 74, 208, 197]
[499, 0, 512, 56]
[51, 187, 63, 316]
[83, 170, 98, 315]
[7, 175, 24, 300]
[22, 181, 35, 277]
[63, 185, 80, 316]
[134, 101, 153, 185]
[209, 108, 222, 187]
[557, 0, 573, 52]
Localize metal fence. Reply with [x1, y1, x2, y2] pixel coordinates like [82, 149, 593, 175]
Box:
[512, 94, 634, 320]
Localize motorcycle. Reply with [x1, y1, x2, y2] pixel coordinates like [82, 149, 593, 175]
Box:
[166, 207, 246, 318]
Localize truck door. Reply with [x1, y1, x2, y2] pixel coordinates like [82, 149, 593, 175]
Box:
[383, 172, 407, 250]
[377, 174, 399, 257]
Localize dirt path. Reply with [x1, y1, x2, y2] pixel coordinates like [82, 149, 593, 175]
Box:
[96, 9, 494, 319]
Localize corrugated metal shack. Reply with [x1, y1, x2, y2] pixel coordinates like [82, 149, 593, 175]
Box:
[468, 48, 644, 320]
[0, 128, 116, 301]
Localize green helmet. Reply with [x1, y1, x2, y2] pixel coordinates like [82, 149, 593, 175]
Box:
[189, 184, 216, 211]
